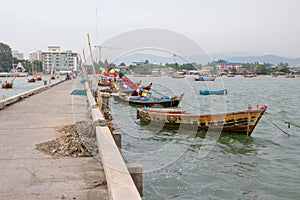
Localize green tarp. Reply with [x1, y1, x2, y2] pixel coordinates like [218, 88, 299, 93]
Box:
[71, 89, 87, 95]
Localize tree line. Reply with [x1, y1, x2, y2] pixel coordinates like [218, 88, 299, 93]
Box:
[1, 41, 294, 74]
[0, 42, 42, 73]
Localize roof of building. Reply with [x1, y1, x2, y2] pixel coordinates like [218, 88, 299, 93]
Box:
[215, 62, 243, 65]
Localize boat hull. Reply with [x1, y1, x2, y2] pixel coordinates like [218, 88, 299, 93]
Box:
[137, 105, 267, 136]
[172, 75, 185, 78]
[195, 76, 215, 81]
[115, 94, 184, 108]
[1, 83, 13, 89]
[28, 78, 36, 83]
[199, 89, 226, 95]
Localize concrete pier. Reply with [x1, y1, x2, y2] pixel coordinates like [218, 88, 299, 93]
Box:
[0, 79, 109, 199]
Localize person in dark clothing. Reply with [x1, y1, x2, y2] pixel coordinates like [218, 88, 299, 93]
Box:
[119, 72, 124, 78]
[65, 73, 71, 80]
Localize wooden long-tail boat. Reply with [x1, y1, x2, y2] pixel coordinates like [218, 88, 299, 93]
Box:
[115, 93, 184, 108]
[28, 78, 36, 83]
[137, 104, 268, 136]
[1, 81, 13, 89]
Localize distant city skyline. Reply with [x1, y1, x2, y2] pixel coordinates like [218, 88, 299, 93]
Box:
[1, 0, 299, 59]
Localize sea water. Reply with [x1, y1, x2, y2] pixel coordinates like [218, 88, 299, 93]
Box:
[0, 76, 63, 99]
[110, 75, 300, 200]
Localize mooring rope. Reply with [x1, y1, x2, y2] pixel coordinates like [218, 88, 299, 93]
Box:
[150, 88, 165, 97]
[264, 113, 291, 136]
[284, 121, 300, 129]
[265, 112, 300, 129]
[149, 184, 168, 200]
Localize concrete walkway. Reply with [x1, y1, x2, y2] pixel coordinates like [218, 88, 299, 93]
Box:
[0, 79, 108, 199]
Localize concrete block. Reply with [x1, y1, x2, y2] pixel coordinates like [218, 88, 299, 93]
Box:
[126, 163, 143, 197]
[96, 126, 141, 200]
[91, 108, 105, 121]
[87, 89, 96, 108]
[112, 132, 121, 149]
[0, 101, 4, 110]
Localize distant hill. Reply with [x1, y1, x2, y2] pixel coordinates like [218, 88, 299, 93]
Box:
[211, 51, 263, 60]
[113, 53, 211, 65]
[113, 53, 171, 65]
[227, 55, 300, 66]
[112, 52, 300, 66]
[113, 53, 191, 65]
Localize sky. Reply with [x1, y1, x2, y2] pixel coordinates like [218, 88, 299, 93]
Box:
[0, 0, 299, 59]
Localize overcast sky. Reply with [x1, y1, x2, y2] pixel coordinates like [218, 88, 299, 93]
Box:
[0, 0, 299, 59]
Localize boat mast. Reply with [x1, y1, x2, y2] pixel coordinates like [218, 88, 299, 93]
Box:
[87, 33, 101, 110]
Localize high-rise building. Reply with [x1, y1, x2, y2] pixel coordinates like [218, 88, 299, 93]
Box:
[42, 46, 79, 73]
[12, 50, 24, 60]
[29, 50, 42, 61]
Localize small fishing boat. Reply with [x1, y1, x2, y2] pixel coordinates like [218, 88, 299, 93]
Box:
[172, 75, 185, 78]
[137, 104, 268, 136]
[98, 81, 112, 87]
[1, 81, 13, 89]
[195, 76, 215, 81]
[285, 73, 295, 78]
[115, 93, 184, 108]
[98, 76, 114, 87]
[244, 73, 256, 78]
[227, 73, 235, 77]
[199, 89, 227, 95]
[271, 73, 278, 77]
[28, 78, 36, 83]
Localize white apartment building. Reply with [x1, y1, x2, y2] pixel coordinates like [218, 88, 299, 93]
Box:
[12, 50, 24, 60]
[29, 50, 42, 61]
[42, 46, 79, 73]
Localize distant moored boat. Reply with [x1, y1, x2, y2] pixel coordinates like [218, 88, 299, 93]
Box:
[195, 76, 215, 81]
[2, 81, 13, 89]
[199, 89, 227, 95]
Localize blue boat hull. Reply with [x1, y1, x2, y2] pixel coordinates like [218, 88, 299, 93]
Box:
[195, 76, 215, 81]
[199, 89, 226, 95]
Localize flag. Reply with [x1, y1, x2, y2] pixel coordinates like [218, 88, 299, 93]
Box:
[99, 67, 105, 74]
[109, 68, 115, 74]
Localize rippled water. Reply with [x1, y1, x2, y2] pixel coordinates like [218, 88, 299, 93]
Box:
[110, 75, 300, 200]
[0, 76, 63, 99]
